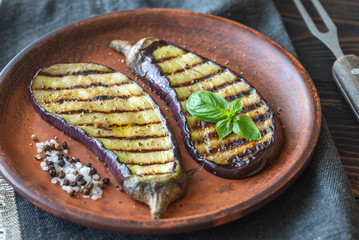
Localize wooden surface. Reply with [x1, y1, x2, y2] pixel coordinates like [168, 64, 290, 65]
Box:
[273, 0, 359, 205]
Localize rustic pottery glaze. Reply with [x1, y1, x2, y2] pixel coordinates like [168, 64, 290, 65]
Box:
[0, 9, 321, 234]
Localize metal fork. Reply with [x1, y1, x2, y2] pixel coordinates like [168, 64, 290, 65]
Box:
[294, 0, 359, 122]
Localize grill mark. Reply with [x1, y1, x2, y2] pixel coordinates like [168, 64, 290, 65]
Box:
[253, 111, 272, 123]
[115, 147, 173, 153]
[58, 107, 152, 115]
[97, 134, 168, 140]
[226, 138, 274, 165]
[125, 159, 174, 167]
[171, 68, 226, 88]
[224, 88, 256, 102]
[38, 69, 114, 77]
[177, 80, 250, 102]
[32, 81, 132, 91]
[137, 171, 174, 177]
[204, 128, 273, 155]
[47, 93, 143, 104]
[76, 121, 162, 129]
[242, 100, 266, 113]
[163, 59, 205, 75]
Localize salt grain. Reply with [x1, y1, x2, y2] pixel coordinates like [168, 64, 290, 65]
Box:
[34, 138, 107, 200]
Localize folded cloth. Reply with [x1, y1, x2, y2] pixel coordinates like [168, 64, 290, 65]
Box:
[1, 0, 358, 239]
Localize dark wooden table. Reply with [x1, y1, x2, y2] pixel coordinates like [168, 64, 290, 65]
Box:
[273, 0, 359, 205]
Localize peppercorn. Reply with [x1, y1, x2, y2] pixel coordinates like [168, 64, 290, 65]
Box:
[89, 168, 97, 175]
[47, 161, 54, 166]
[54, 143, 62, 150]
[58, 159, 65, 167]
[48, 165, 55, 171]
[68, 157, 74, 164]
[49, 169, 56, 177]
[102, 178, 110, 185]
[83, 188, 90, 195]
[85, 182, 94, 190]
[58, 152, 64, 158]
[62, 142, 68, 149]
[74, 158, 80, 163]
[49, 143, 55, 150]
[31, 134, 38, 141]
[43, 145, 52, 152]
[63, 179, 70, 186]
[70, 181, 78, 187]
[69, 189, 76, 197]
[58, 171, 66, 179]
[78, 179, 87, 186]
[76, 174, 84, 181]
[85, 163, 92, 168]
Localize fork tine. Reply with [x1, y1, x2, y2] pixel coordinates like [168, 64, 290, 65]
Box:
[293, 0, 344, 58]
[293, 0, 321, 37]
[311, 0, 336, 31]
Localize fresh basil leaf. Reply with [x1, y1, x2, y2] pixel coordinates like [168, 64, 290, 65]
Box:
[229, 98, 243, 116]
[216, 119, 233, 139]
[233, 115, 262, 140]
[186, 91, 229, 122]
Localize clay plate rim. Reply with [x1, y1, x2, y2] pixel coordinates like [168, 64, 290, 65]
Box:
[0, 8, 322, 234]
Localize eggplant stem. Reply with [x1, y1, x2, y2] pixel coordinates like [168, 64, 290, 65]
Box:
[110, 40, 134, 57]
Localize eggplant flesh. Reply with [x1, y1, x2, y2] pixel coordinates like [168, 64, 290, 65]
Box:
[30, 63, 191, 218]
[110, 38, 284, 179]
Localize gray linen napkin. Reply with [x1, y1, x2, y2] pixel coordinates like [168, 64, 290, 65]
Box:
[1, 0, 359, 239]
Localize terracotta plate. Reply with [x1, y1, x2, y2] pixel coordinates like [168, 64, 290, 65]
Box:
[0, 9, 321, 234]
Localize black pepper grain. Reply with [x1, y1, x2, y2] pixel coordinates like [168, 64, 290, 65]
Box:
[58, 171, 66, 179]
[76, 174, 84, 181]
[89, 168, 97, 175]
[63, 179, 70, 186]
[85, 163, 92, 168]
[49, 169, 56, 177]
[70, 181, 78, 187]
[58, 159, 65, 167]
[102, 178, 110, 185]
[62, 142, 68, 149]
[83, 188, 90, 195]
[69, 189, 76, 197]
[43, 145, 52, 152]
[78, 179, 87, 186]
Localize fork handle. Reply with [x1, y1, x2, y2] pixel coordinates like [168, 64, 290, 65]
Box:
[332, 54, 359, 122]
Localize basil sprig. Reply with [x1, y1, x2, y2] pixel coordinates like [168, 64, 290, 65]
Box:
[186, 91, 261, 140]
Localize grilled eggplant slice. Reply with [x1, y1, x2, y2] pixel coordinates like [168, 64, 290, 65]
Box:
[110, 38, 284, 179]
[30, 63, 192, 218]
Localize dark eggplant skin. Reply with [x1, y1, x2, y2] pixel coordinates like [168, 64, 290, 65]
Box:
[30, 63, 193, 218]
[110, 38, 284, 179]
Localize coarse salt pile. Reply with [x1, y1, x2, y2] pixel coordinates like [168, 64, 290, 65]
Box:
[34, 138, 110, 200]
